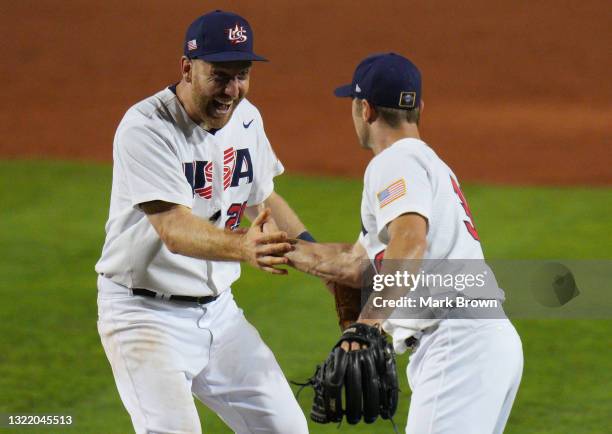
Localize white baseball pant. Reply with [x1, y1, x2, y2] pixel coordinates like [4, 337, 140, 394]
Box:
[405, 319, 523, 434]
[97, 276, 308, 434]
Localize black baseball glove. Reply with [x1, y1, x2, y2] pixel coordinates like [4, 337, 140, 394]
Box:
[296, 322, 399, 428]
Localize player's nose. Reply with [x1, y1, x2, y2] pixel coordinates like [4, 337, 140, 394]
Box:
[224, 79, 240, 99]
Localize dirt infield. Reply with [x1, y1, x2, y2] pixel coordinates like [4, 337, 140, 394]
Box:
[1, 0, 610, 185]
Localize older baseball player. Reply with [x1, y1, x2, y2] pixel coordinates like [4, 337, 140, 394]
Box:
[287, 53, 523, 433]
[95, 10, 310, 434]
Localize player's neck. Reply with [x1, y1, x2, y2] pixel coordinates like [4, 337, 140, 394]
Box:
[370, 122, 421, 155]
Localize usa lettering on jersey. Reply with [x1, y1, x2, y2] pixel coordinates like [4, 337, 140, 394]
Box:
[182, 148, 254, 198]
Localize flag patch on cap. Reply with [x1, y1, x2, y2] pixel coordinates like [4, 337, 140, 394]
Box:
[377, 178, 406, 208]
[399, 91, 416, 108]
[187, 39, 198, 51]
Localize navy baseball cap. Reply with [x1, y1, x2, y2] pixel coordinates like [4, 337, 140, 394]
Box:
[334, 53, 421, 109]
[184, 10, 267, 62]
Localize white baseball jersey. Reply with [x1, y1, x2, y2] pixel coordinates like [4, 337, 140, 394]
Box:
[95, 87, 283, 297]
[358, 138, 505, 351]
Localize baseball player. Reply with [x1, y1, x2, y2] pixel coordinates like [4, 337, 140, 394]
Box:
[287, 53, 523, 433]
[95, 10, 311, 434]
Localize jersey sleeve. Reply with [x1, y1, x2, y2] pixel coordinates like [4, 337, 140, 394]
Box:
[246, 114, 285, 206]
[115, 122, 193, 209]
[365, 148, 432, 244]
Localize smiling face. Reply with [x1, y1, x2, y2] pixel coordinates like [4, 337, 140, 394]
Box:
[187, 59, 251, 130]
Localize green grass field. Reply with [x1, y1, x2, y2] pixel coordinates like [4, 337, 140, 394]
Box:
[0, 160, 610, 433]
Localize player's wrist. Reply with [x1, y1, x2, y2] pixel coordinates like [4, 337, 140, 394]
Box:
[236, 232, 254, 265]
[355, 318, 381, 329]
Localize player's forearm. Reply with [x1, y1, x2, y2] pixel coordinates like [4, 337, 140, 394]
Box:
[286, 241, 364, 287]
[358, 233, 426, 322]
[154, 209, 245, 261]
[262, 192, 306, 237]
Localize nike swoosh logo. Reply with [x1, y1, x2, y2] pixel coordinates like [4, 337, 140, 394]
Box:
[243, 119, 254, 128]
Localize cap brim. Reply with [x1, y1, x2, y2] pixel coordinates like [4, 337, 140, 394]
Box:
[194, 52, 268, 62]
[334, 84, 353, 97]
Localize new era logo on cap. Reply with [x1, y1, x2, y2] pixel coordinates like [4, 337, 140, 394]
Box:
[355, 84, 362, 93]
[399, 91, 416, 108]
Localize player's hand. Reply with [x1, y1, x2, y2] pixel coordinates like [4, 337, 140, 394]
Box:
[285, 240, 317, 274]
[248, 203, 282, 234]
[241, 208, 293, 274]
[340, 341, 365, 352]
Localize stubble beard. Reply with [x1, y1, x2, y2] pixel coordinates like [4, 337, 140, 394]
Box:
[191, 85, 240, 131]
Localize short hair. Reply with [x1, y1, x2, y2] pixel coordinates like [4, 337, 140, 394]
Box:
[375, 105, 420, 127]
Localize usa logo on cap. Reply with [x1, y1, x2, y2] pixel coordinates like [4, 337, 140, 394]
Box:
[226, 23, 248, 45]
[398, 91, 416, 109]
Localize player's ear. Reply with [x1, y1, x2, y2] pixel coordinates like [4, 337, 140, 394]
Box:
[363, 99, 378, 124]
[363, 100, 377, 123]
[419, 99, 425, 114]
[180, 56, 193, 83]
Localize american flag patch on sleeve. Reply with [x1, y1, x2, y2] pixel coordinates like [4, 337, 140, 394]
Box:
[377, 178, 406, 208]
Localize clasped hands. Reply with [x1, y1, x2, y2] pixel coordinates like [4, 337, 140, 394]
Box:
[239, 208, 306, 275]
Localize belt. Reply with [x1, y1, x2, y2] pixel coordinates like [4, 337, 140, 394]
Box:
[132, 288, 219, 305]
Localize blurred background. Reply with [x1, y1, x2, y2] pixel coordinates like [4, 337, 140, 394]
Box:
[1, 0, 610, 183]
[1, 1, 610, 433]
